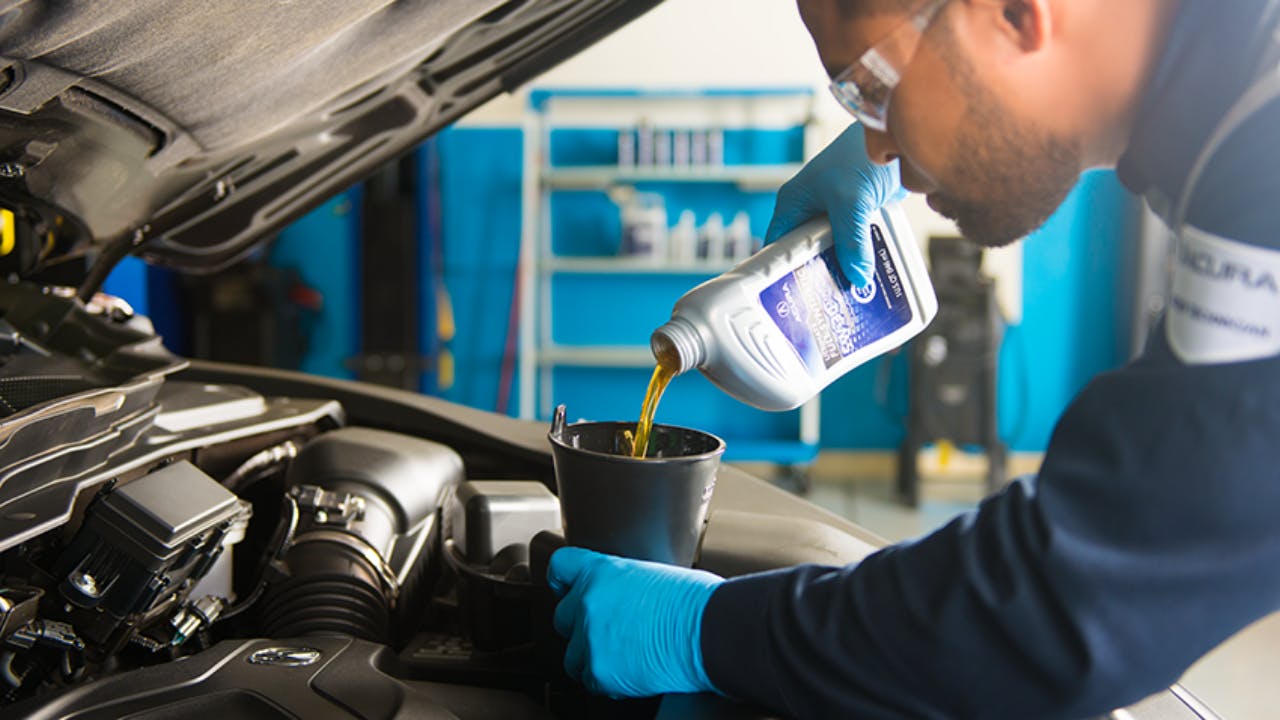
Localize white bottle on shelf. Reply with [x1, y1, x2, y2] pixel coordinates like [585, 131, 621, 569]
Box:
[619, 192, 668, 261]
[697, 212, 725, 262]
[617, 129, 635, 168]
[725, 211, 753, 261]
[690, 129, 709, 166]
[672, 130, 691, 167]
[654, 127, 672, 166]
[636, 120, 654, 166]
[707, 128, 725, 167]
[670, 210, 698, 265]
[650, 207, 937, 411]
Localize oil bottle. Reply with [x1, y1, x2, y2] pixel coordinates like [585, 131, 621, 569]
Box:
[650, 206, 937, 412]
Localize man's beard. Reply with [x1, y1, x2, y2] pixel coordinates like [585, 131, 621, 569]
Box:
[925, 49, 1084, 247]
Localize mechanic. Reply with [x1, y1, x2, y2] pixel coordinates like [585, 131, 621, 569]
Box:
[548, 0, 1280, 717]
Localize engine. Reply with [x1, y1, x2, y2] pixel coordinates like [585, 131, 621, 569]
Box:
[0, 421, 464, 706]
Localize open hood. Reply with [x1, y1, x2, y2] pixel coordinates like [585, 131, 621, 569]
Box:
[0, 0, 661, 280]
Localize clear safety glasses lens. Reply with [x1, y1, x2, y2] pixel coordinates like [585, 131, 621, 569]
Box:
[828, 49, 899, 132]
[827, 0, 948, 131]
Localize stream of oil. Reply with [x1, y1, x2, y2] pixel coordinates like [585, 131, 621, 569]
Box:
[630, 362, 676, 458]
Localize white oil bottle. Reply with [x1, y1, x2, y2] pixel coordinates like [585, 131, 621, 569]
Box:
[650, 205, 937, 411]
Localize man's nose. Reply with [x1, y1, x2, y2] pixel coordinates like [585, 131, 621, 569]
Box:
[863, 127, 899, 166]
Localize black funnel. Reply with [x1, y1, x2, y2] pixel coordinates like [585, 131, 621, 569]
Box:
[547, 405, 724, 566]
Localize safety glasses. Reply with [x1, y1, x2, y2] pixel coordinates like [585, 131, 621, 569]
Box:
[828, 0, 950, 131]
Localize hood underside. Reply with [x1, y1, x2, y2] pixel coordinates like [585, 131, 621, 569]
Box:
[0, 0, 660, 277]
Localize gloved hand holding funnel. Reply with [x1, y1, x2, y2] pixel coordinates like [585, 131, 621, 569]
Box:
[548, 547, 723, 698]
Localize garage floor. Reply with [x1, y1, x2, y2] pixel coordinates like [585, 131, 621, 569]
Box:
[729, 452, 1280, 720]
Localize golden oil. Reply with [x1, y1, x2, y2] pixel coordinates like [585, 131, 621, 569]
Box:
[631, 361, 676, 458]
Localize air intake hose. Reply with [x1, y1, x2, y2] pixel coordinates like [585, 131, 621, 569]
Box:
[257, 427, 462, 642]
[260, 540, 390, 641]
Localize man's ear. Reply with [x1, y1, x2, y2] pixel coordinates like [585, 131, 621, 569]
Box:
[994, 0, 1052, 53]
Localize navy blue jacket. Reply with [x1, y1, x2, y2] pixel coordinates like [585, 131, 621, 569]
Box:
[700, 3, 1280, 717]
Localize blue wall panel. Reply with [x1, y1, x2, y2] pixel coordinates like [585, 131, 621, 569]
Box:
[438, 127, 524, 413]
[103, 256, 150, 317]
[269, 191, 361, 380]
[817, 352, 911, 450]
[550, 273, 713, 346]
[550, 191, 623, 256]
[1002, 170, 1137, 451]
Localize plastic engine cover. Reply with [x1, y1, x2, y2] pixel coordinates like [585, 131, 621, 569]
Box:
[7, 636, 551, 719]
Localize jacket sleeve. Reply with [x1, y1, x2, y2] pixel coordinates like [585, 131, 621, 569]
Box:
[700, 328, 1280, 719]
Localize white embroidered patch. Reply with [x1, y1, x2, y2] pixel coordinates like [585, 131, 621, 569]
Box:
[1167, 226, 1280, 364]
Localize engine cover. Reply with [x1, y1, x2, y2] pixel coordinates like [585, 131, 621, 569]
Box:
[7, 636, 551, 719]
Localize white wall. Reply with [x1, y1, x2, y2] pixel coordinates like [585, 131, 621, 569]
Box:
[464, 0, 1021, 320]
[464, 0, 840, 128]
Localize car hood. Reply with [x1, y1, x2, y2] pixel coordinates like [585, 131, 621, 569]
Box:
[0, 0, 660, 277]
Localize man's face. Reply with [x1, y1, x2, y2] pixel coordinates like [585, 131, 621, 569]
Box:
[799, 0, 1083, 247]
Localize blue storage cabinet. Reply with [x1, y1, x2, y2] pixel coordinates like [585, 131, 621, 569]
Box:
[518, 88, 820, 467]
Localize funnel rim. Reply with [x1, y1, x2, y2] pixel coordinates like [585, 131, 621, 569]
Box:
[546, 420, 726, 463]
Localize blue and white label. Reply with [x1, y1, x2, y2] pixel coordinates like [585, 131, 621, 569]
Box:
[1167, 226, 1280, 364]
[760, 225, 913, 376]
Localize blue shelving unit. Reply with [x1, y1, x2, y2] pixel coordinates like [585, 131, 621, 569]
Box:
[518, 88, 820, 468]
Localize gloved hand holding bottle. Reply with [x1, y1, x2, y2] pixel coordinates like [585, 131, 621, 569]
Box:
[548, 546, 724, 698]
[765, 124, 906, 287]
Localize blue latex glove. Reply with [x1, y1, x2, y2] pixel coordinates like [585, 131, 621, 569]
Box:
[765, 124, 907, 287]
[548, 546, 724, 698]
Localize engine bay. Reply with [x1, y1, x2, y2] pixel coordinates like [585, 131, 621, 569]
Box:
[0, 388, 568, 718]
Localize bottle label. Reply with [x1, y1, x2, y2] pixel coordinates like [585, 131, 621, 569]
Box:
[759, 225, 913, 376]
